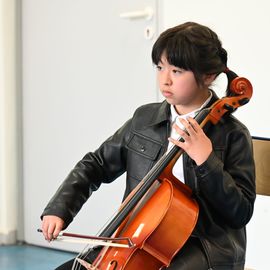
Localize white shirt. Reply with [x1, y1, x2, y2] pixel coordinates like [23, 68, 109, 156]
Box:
[167, 91, 213, 183]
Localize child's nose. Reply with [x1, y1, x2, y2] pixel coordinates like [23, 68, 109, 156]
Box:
[163, 72, 172, 86]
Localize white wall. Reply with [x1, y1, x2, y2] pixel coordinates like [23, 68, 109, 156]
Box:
[161, 1, 270, 269]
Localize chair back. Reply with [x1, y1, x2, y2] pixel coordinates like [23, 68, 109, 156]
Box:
[252, 136, 270, 196]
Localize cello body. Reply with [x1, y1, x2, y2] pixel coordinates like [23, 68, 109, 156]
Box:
[92, 172, 199, 270]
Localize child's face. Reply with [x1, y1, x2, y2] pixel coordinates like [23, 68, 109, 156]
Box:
[156, 54, 207, 107]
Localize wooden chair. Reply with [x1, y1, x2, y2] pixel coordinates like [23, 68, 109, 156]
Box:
[244, 136, 270, 270]
[252, 136, 270, 196]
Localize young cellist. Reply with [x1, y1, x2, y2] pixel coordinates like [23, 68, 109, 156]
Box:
[41, 22, 256, 270]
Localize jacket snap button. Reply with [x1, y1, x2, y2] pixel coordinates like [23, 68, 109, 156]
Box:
[199, 168, 205, 174]
[140, 146, 146, 152]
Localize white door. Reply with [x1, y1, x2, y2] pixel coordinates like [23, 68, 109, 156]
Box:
[22, 0, 160, 251]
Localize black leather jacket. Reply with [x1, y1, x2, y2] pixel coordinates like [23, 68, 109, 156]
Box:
[42, 92, 256, 269]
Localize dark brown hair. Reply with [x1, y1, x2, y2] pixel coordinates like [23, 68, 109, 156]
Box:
[152, 22, 227, 87]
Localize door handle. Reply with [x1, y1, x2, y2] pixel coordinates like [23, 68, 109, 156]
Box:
[119, 7, 153, 20]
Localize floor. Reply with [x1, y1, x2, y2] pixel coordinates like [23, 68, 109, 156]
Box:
[0, 244, 76, 270]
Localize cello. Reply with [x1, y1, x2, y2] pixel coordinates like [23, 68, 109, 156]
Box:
[40, 69, 253, 270]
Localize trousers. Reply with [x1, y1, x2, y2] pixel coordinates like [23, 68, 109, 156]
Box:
[55, 237, 209, 270]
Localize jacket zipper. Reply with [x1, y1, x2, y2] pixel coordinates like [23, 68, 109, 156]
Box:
[183, 154, 199, 194]
[198, 237, 213, 270]
[181, 140, 212, 269]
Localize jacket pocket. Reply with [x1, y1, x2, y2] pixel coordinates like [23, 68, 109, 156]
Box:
[126, 133, 162, 160]
[126, 133, 163, 180]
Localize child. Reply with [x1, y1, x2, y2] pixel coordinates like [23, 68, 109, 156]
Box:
[41, 22, 256, 270]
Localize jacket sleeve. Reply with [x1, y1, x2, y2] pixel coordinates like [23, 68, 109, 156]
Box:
[41, 118, 132, 228]
[195, 126, 256, 229]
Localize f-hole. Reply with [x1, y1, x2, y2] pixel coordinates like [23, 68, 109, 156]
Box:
[110, 260, 118, 269]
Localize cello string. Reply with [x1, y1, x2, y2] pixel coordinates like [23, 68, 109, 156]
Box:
[76, 248, 95, 270]
[76, 208, 122, 261]
[71, 203, 125, 269]
[72, 250, 83, 270]
[72, 243, 94, 270]
[78, 244, 95, 269]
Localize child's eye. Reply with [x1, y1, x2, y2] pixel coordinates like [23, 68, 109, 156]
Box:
[156, 65, 163, 71]
[172, 69, 182, 74]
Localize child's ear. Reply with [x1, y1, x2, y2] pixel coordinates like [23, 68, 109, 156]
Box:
[203, 74, 216, 86]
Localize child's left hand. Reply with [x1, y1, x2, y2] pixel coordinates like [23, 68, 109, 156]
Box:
[168, 116, 212, 166]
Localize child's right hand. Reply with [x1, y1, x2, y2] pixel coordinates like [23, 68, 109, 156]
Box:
[41, 215, 65, 242]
